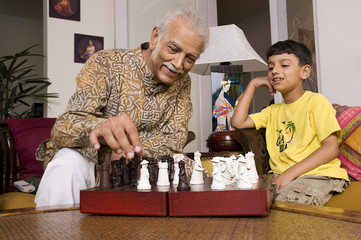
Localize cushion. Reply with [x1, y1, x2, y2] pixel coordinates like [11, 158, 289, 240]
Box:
[7, 118, 56, 179]
[325, 181, 361, 211]
[333, 104, 361, 181]
[0, 192, 35, 210]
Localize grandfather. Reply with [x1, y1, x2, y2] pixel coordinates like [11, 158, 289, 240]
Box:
[35, 7, 209, 207]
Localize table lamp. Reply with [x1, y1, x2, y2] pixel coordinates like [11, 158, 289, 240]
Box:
[191, 24, 267, 76]
[191, 24, 267, 152]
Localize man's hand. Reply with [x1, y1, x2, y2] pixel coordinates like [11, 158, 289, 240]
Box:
[89, 114, 144, 159]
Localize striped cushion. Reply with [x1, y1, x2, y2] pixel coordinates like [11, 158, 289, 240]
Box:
[333, 104, 361, 181]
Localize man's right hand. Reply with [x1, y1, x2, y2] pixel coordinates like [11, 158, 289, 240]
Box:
[89, 114, 144, 159]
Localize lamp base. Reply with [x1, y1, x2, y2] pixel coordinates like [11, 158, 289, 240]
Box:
[206, 130, 243, 152]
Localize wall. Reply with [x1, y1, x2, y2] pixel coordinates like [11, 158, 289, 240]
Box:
[314, 0, 361, 106]
[0, 0, 43, 116]
[124, 0, 215, 153]
[230, 10, 273, 113]
[46, 0, 115, 117]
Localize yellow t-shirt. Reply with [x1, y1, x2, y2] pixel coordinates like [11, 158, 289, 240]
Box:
[250, 91, 349, 180]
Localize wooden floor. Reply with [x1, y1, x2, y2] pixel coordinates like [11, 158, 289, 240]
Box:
[1, 208, 361, 240]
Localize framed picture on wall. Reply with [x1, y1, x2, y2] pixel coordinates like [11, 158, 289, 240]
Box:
[74, 33, 104, 63]
[49, 0, 80, 21]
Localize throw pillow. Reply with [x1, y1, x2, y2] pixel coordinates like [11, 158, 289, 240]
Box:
[7, 118, 56, 180]
[333, 104, 361, 181]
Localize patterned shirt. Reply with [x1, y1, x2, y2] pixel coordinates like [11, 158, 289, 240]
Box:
[36, 43, 193, 168]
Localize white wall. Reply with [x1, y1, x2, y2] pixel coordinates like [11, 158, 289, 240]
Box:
[314, 0, 361, 106]
[123, 0, 216, 153]
[46, 0, 115, 117]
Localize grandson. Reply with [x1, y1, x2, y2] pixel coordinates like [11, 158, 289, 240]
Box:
[231, 40, 349, 205]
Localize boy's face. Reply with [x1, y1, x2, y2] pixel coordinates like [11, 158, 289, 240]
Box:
[267, 53, 310, 96]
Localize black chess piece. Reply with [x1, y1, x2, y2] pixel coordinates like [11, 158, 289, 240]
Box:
[120, 157, 130, 185]
[167, 155, 175, 183]
[129, 154, 142, 186]
[147, 157, 158, 185]
[99, 163, 112, 189]
[110, 160, 123, 187]
[177, 160, 190, 191]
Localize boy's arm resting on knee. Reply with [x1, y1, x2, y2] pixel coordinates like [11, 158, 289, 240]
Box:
[274, 132, 340, 191]
[231, 77, 273, 129]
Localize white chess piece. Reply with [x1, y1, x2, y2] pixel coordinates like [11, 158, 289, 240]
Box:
[220, 157, 232, 185]
[230, 155, 239, 185]
[190, 151, 204, 184]
[245, 151, 259, 184]
[226, 156, 237, 184]
[157, 160, 170, 186]
[137, 160, 151, 190]
[237, 155, 252, 189]
[211, 157, 225, 190]
[172, 153, 184, 185]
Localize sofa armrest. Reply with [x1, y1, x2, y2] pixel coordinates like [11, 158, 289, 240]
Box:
[233, 128, 271, 175]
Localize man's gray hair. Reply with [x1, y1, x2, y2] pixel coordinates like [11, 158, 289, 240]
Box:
[158, 6, 209, 53]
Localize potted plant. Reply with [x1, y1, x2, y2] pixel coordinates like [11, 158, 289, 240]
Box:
[0, 45, 58, 120]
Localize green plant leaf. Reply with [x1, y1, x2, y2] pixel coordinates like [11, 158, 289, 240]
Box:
[0, 45, 58, 119]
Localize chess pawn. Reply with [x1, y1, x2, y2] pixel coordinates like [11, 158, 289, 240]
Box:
[157, 160, 170, 186]
[177, 160, 190, 191]
[172, 154, 184, 185]
[237, 155, 252, 189]
[211, 157, 225, 190]
[137, 160, 151, 190]
[245, 151, 259, 184]
[190, 151, 204, 185]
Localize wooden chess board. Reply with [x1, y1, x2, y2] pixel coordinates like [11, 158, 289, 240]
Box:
[80, 175, 275, 217]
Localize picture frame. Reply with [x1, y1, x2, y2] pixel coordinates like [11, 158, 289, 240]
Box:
[74, 33, 104, 63]
[49, 0, 80, 22]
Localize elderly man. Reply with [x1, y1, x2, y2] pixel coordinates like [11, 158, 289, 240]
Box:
[35, 7, 209, 207]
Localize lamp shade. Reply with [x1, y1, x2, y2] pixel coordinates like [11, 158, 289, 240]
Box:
[191, 24, 267, 75]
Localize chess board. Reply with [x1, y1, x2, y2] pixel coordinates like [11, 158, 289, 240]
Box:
[80, 174, 274, 217]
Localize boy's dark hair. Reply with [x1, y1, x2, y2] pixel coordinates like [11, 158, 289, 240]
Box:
[266, 40, 312, 66]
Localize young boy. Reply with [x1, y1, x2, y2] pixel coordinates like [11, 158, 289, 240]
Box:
[231, 40, 349, 206]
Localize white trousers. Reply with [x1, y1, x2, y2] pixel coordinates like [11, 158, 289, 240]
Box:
[35, 148, 95, 207]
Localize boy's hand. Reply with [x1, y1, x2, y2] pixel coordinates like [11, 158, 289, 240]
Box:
[273, 173, 294, 192]
[250, 76, 276, 96]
